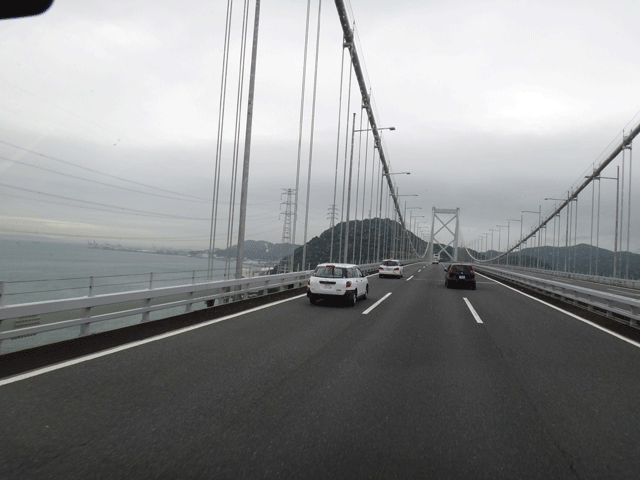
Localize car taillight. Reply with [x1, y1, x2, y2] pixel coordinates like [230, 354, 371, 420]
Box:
[307, 279, 310, 285]
[379, 266, 383, 270]
[346, 281, 352, 288]
[394, 268, 399, 271]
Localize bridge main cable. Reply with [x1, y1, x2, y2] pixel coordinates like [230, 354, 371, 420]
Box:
[333, 0, 406, 231]
[506, 120, 640, 257]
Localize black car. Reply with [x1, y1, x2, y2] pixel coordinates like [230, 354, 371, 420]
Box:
[444, 263, 476, 289]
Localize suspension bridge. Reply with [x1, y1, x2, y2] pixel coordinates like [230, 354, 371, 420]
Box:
[2, 1, 640, 478]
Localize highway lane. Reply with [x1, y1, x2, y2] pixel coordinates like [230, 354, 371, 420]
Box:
[2, 262, 640, 478]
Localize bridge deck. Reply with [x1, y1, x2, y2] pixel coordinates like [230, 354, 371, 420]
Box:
[2, 262, 640, 478]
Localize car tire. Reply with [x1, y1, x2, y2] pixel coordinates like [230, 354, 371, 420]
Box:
[309, 295, 317, 304]
[445, 279, 449, 288]
[471, 283, 476, 290]
[348, 290, 357, 307]
[362, 285, 368, 300]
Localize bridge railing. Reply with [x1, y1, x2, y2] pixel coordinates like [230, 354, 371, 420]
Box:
[0, 260, 400, 354]
[479, 264, 640, 291]
[476, 266, 640, 329]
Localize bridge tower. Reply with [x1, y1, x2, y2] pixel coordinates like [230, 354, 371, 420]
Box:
[427, 207, 460, 262]
[280, 189, 295, 273]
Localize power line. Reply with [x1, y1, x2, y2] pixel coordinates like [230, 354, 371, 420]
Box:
[0, 183, 210, 221]
[0, 156, 209, 204]
[0, 139, 208, 201]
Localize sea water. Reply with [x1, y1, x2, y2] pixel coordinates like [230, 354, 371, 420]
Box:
[0, 239, 266, 353]
[0, 239, 243, 304]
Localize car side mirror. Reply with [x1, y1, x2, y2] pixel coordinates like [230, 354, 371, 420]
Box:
[0, 0, 53, 20]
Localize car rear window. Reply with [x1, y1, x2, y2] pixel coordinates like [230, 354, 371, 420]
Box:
[314, 266, 347, 278]
[451, 265, 473, 274]
[382, 261, 398, 266]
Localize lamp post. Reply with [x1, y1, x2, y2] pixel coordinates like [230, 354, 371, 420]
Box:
[496, 225, 508, 265]
[394, 194, 417, 259]
[544, 197, 574, 272]
[523, 207, 541, 269]
[488, 229, 499, 263]
[482, 233, 490, 261]
[345, 124, 396, 263]
[509, 217, 523, 267]
[589, 171, 620, 277]
[408, 211, 423, 259]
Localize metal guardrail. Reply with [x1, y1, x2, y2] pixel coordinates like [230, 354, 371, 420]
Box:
[0, 260, 395, 354]
[483, 264, 640, 290]
[477, 266, 640, 328]
[0, 271, 311, 352]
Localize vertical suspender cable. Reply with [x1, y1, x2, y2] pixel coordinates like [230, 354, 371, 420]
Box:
[290, 0, 312, 272]
[338, 59, 353, 263]
[301, 0, 323, 272]
[208, 0, 234, 281]
[596, 178, 601, 275]
[620, 145, 625, 274]
[375, 159, 383, 261]
[358, 122, 370, 264]
[589, 175, 595, 275]
[225, 0, 251, 278]
[625, 141, 632, 279]
[343, 112, 356, 263]
[367, 140, 377, 262]
[329, 46, 346, 263]
[573, 197, 578, 273]
[351, 109, 364, 263]
[235, 0, 261, 279]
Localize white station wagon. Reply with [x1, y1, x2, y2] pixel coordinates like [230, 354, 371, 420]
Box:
[307, 263, 369, 306]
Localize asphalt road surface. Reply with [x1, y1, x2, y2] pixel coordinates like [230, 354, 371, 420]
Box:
[2, 262, 640, 479]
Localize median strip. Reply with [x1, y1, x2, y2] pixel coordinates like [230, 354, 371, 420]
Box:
[362, 292, 392, 315]
[463, 297, 483, 324]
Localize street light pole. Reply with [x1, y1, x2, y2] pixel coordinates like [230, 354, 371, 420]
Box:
[496, 225, 508, 265]
[522, 208, 541, 269]
[489, 229, 498, 262]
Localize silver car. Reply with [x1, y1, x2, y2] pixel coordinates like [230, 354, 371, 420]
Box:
[307, 263, 369, 306]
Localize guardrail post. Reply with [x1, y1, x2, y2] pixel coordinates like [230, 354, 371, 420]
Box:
[142, 298, 151, 322]
[88, 276, 94, 297]
[192, 271, 196, 284]
[186, 291, 193, 313]
[80, 307, 91, 336]
[149, 273, 154, 290]
[0, 281, 4, 307]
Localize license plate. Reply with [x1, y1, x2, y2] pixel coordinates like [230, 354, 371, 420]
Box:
[459, 275, 465, 280]
[322, 284, 333, 290]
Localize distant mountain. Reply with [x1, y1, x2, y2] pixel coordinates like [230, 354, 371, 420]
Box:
[215, 240, 299, 262]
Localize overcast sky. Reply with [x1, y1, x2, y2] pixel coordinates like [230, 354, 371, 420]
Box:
[1, 0, 639, 253]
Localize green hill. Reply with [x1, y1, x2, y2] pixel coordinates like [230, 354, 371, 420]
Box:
[275, 218, 429, 272]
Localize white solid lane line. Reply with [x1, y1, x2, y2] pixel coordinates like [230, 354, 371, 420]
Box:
[406, 275, 414, 282]
[463, 297, 483, 324]
[476, 273, 640, 349]
[362, 292, 392, 315]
